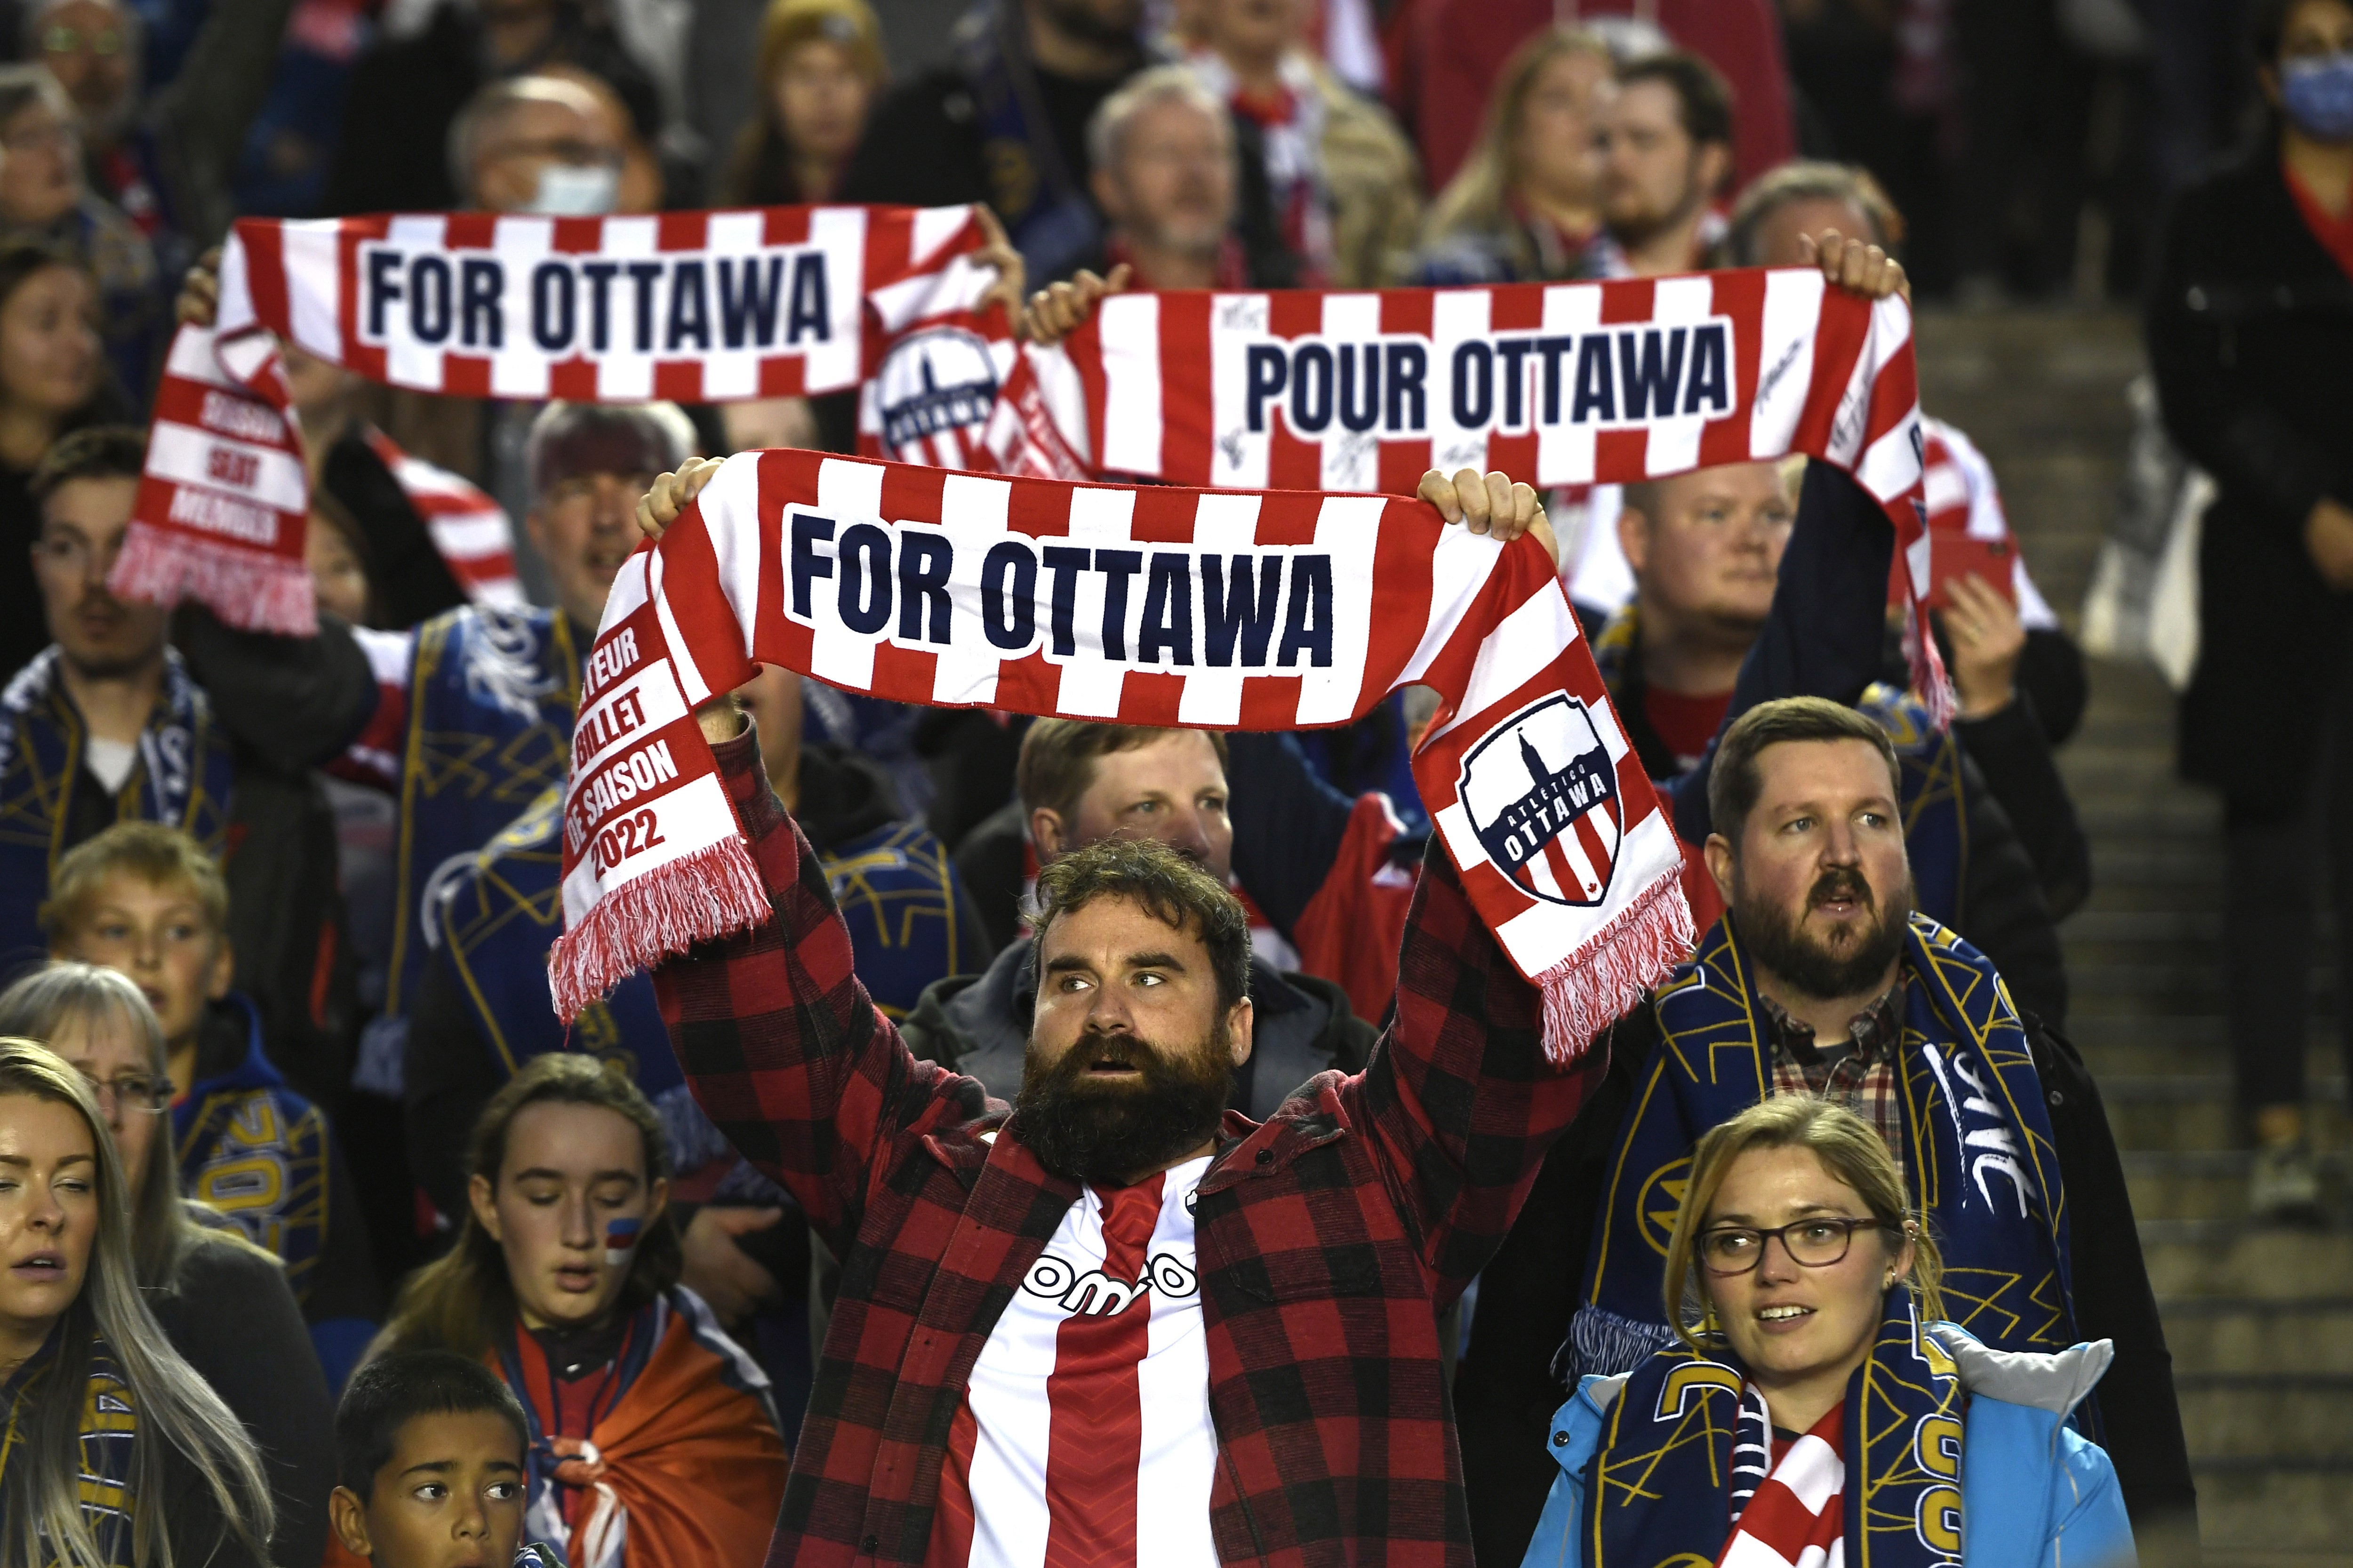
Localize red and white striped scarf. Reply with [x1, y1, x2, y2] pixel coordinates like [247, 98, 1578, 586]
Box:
[361, 427, 524, 607]
[112, 205, 1010, 634]
[995, 271, 1945, 710]
[1720, 1402, 1848, 1568]
[549, 449, 1695, 1065]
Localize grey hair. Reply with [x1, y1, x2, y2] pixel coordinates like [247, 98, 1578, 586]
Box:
[0, 962, 220, 1290]
[1085, 63, 1232, 176]
[446, 73, 603, 204]
[0, 61, 75, 131]
[0, 1039, 273, 1568]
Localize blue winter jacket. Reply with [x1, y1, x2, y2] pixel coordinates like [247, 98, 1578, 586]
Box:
[1520, 1324, 2137, 1568]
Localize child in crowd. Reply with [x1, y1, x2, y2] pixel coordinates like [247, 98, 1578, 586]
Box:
[375, 1053, 788, 1568]
[40, 820, 381, 1385]
[329, 1350, 564, 1568]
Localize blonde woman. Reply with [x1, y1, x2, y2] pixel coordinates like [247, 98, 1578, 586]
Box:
[0, 1036, 274, 1568]
[1412, 27, 1615, 285]
[1521, 1097, 2136, 1568]
[0, 963, 337, 1568]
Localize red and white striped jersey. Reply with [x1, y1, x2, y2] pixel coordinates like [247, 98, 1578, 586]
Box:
[926, 1153, 1218, 1568]
[1718, 1401, 1846, 1568]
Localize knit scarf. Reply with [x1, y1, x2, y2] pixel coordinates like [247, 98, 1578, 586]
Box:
[1587, 1292, 1965, 1568]
[362, 425, 526, 606]
[383, 604, 580, 1023]
[1569, 912, 2073, 1383]
[1012, 268, 1946, 711]
[549, 448, 1695, 1066]
[0, 1329, 139, 1568]
[498, 1290, 787, 1568]
[0, 647, 235, 971]
[113, 204, 1014, 633]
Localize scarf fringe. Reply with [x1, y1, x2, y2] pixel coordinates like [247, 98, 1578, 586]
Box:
[109, 521, 319, 636]
[1534, 865, 1696, 1069]
[1902, 600, 1957, 729]
[549, 837, 770, 1022]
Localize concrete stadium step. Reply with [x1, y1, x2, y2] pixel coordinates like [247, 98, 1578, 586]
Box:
[2174, 1376, 2353, 1465]
[2105, 1087, 2347, 1155]
[2197, 1473, 2353, 1562]
[2141, 1229, 2353, 1298]
[2158, 1297, 2353, 1375]
[2125, 1150, 2353, 1221]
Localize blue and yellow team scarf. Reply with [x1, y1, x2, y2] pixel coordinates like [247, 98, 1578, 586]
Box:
[0, 648, 235, 971]
[384, 604, 579, 1021]
[1587, 1290, 1965, 1568]
[0, 1330, 139, 1568]
[438, 779, 976, 1101]
[1570, 912, 2074, 1384]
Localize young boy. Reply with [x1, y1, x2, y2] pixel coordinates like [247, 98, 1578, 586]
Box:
[41, 820, 381, 1385]
[330, 1351, 560, 1568]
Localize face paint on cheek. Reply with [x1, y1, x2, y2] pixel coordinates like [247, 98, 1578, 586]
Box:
[604, 1216, 640, 1269]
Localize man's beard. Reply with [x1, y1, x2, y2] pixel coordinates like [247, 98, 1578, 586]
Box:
[1735, 865, 1912, 1001]
[1014, 1025, 1232, 1187]
[1606, 164, 1706, 249]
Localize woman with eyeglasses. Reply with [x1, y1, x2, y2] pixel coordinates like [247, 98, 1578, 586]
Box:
[0, 962, 337, 1568]
[1520, 1096, 2136, 1568]
[0, 1033, 274, 1567]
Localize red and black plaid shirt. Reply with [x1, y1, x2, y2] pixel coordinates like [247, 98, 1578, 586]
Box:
[1761, 980, 1908, 1186]
[654, 729, 1608, 1568]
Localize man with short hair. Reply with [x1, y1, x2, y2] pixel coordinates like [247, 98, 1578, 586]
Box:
[904, 719, 1380, 1120]
[1457, 696, 2192, 1560]
[1084, 66, 1254, 289]
[449, 73, 631, 217]
[0, 425, 380, 1104]
[631, 465, 1612, 1568]
[1591, 52, 1734, 277]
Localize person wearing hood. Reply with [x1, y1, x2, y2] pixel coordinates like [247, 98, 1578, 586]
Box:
[1523, 1094, 2135, 1568]
[905, 718, 1380, 1120]
[40, 820, 383, 1392]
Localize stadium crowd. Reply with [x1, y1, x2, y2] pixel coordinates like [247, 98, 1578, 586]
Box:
[0, 0, 2347, 1565]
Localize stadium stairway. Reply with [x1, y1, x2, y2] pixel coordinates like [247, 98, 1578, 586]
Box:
[1918, 311, 2353, 1567]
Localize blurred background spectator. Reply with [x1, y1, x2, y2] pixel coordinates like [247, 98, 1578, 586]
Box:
[721, 0, 885, 205]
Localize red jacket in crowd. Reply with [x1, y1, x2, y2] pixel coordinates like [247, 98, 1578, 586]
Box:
[652, 727, 1608, 1568]
[1394, 0, 1797, 193]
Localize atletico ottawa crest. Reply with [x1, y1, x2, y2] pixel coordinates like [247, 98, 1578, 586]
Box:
[1458, 695, 1622, 906]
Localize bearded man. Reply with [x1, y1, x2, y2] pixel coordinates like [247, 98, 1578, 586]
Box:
[1455, 695, 2194, 1563]
[635, 464, 1609, 1568]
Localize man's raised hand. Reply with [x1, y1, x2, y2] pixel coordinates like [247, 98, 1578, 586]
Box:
[1419, 467, 1559, 571]
[635, 455, 728, 542]
[1797, 228, 1910, 305]
[1023, 263, 1132, 347]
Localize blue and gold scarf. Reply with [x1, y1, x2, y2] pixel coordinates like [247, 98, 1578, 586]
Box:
[1570, 912, 2073, 1383]
[384, 604, 578, 1021]
[0, 1329, 139, 1568]
[1586, 1290, 1966, 1568]
[0, 648, 234, 971]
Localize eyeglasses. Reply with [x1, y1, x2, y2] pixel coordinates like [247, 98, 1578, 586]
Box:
[1697, 1216, 1893, 1276]
[43, 24, 126, 56]
[77, 1069, 172, 1114]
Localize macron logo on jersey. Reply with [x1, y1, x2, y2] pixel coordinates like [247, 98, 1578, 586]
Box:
[1020, 1250, 1200, 1317]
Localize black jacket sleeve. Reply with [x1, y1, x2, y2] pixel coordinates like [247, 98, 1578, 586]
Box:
[1953, 694, 2092, 919]
[2026, 1014, 2199, 1533]
[403, 945, 505, 1223]
[1954, 758, 2070, 1027]
[2146, 173, 2346, 538]
[155, 1236, 337, 1568]
[1225, 730, 1364, 939]
[173, 604, 379, 775]
[305, 1133, 383, 1326]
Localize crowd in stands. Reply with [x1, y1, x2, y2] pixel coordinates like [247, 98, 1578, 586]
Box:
[0, 0, 2345, 1565]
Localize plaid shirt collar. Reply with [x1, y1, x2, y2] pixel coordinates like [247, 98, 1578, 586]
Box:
[1756, 976, 1906, 1069]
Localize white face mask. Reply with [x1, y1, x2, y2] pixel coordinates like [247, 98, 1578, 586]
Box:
[527, 161, 620, 216]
